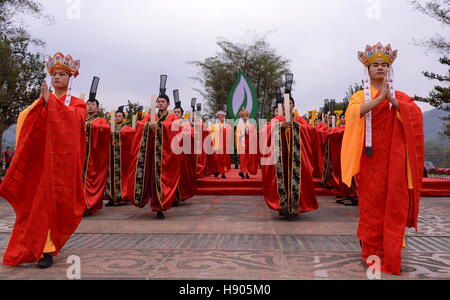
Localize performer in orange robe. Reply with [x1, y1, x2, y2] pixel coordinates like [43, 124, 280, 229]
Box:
[236, 108, 259, 179]
[341, 43, 424, 275]
[83, 98, 111, 216]
[262, 97, 319, 219]
[173, 101, 197, 205]
[105, 107, 136, 206]
[209, 111, 232, 179]
[128, 93, 181, 219]
[0, 52, 85, 268]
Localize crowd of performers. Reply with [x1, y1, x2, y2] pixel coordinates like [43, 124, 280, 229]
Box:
[0, 43, 425, 276]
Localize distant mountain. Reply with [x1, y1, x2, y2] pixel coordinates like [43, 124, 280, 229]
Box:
[423, 108, 450, 151]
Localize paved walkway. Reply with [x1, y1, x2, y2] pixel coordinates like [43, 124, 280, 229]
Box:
[0, 195, 449, 280]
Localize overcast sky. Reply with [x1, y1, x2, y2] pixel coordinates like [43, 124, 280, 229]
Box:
[24, 0, 448, 115]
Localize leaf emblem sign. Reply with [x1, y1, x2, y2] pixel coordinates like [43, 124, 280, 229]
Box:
[227, 71, 259, 120]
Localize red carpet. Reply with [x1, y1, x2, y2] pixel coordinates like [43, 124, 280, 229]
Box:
[196, 169, 263, 196]
[421, 178, 450, 197]
[196, 169, 450, 197]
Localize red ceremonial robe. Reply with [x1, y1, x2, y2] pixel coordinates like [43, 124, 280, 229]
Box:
[105, 123, 136, 203]
[194, 122, 209, 179]
[236, 121, 259, 175]
[326, 126, 357, 197]
[261, 115, 319, 217]
[343, 89, 424, 275]
[312, 122, 328, 179]
[176, 121, 197, 202]
[83, 115, 111, 214]
[209, 123, 232, 174]
[320, 125, 357, 197]
[128, 112, 181, 212]
[0, 94, 86, 266]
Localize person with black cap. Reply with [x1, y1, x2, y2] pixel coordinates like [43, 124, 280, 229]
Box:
[105, 105, 136, 207]
[172, 90, 197, 206]
[261, 74, 319, 219]
[83, 77, 111, 216]
[128, 75, 182, 220]
[191, 102, 209, 179]
[316, 99, 358, 206]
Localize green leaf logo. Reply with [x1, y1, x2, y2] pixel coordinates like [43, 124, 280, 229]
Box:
[227, 71, 259, 120]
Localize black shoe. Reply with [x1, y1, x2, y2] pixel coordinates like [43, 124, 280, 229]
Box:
[172, 201, 179, 207]
[343, 198, 358, 206]
[281, 207, 289, 218]
[246, 174, 250, 179]
[83, 211, 91, 218]
[221, 174, 227, 179]
[157, 211, 165, 220]
[214, 173, 220, 178]
[37, 253, 53, 269]
[239, 172, 245, 179]
[105, 200, 115, 207]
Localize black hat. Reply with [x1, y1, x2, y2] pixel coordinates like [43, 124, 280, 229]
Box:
[116, 106, 126, 117]
[330, 99, 336, 115]
[174, 101, 182, 109]
[173, 89, 180, 102]
[89, 76, 100, 101]
[323, 99, 330, 114]
[160, 75, 168, 96]
[173, 90, 182, 109]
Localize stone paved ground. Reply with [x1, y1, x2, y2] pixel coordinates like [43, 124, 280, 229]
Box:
[0, 195, 449, 280]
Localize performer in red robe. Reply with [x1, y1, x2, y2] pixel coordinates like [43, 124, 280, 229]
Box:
[320, 107, 358, 205]
[173, 100, 197, 205]
[105, 107, 136, 206]
[236, 108, 259, 179]
[342, 43, 424, 275]
[262, 97, 319, 219]
[313, 120, 328, 179]
[209, 111, 232, 179]
[83, 98, 111, 216]
[128, 92, 181, 219]
[194, 115, 209, 179]
[0, 52, 85, 268]
[195, 125, 209, 179]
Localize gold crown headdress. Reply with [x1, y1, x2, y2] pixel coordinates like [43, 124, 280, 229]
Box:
[46, 52, 80, 77]
[358, 43, 397, 67]
[239, 108, 250, 118]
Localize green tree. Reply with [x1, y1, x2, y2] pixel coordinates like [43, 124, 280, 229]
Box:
[0, 0, 48, 150]
[411, 0, 450, 138]
[125, 100, 144, 126]
[344, 82, 364, 102]
[190, 35, 291, 120]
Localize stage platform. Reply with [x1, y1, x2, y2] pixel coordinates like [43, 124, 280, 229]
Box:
[196, 169, 450, 197]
